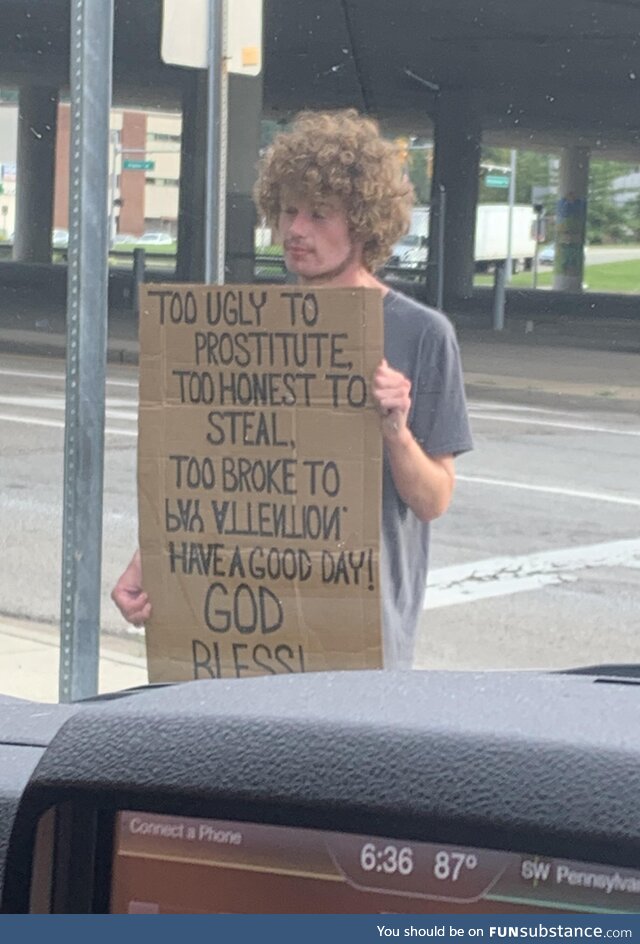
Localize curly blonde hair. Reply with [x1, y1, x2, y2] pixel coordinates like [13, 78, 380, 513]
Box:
[254, 109, 414, 271]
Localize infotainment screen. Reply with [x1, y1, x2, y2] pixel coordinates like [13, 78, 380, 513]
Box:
[110, 812, 640, 914]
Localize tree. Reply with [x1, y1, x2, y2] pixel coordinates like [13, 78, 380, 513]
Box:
[624, 192, 640, 242]
[586, 159, 634, 244]
[407, 148, 431, 205]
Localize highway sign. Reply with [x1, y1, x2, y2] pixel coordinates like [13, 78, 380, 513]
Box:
[486, 174, 510, 188]
[123, 159, 155, 171]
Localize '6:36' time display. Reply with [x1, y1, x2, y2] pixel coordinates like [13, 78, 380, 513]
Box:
[359, 842, 414, 876]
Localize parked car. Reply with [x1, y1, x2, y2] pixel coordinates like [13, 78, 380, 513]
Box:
[136, 232, 174, 246]
[538, 242, 555, 265]
[387, 233, 428, 269]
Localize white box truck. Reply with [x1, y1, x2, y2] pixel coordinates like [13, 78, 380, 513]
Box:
[388, 204, 536, 273]
[473, 204, 536, 273]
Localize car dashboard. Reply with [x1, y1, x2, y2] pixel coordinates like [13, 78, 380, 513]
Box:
[1, 670, 640, 914]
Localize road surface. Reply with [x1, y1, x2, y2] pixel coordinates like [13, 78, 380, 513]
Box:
[0, 352, 639, 692]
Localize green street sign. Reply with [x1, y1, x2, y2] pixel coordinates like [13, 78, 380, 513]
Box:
[485, 174, 510, 188]
[123, 159, 155, 171]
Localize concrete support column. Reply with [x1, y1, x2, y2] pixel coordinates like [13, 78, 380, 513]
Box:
[176, 72, 263, 283]
[177, 73, 207, 282]
[13, 86, 59, 263]
[226, 74, 262, 282]
[553, 146, 590, 293]
[427, 92, 481, 307]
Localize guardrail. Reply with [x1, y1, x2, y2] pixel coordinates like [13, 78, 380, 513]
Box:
[254, 255, 429, 283]
[0, 244, 429, 284]
[0, 243, 177, 263]
[383, 263, 428, 281]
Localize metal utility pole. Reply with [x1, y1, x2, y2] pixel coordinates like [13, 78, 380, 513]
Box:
[108, 129, 119, 247]
[59, 0, 114, 702]
[205, 0, 228, 284]
[436, 185, 446, 311]
[506, 148, 517, 282]
[532, 203, 544, 290]
[493, 261, 507, 331]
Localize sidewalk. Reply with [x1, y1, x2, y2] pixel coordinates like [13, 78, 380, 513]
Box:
[460, 330, 640, 411]
[0, 615, 147, 702]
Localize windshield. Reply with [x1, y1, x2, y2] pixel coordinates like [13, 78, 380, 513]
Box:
[0, 0, 639, 702]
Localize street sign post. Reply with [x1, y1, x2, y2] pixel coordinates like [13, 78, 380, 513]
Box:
[205, 0, 226, 284]
[161, 0, 262, 74]
[505, 149, 517, 283]
[160, 0, 263, 283]
[60, 0, 114, 702]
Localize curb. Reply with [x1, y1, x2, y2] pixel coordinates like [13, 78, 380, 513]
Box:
[2, 335, 639, 410]
[0, 337, 139, 366]
[465, 382, 640, 414]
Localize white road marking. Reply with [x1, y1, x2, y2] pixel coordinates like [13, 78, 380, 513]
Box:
[0, 367, 137, 389]
[0, 413, 136, 437]
[468, 401, 586, 416]
[457, 474, 640, 508]
[426, 538, 640, 610]
[0, 394, 135, 409]
[468, 412, 640, 437]
[0, 395, 137, 424]
[102, 398, 138, 407]
[0, 395, 63, 408]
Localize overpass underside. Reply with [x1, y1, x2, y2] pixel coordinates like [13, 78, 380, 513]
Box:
[1, 0, 639, 317]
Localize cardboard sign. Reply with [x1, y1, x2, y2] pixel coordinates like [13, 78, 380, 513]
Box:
[138, 284, 383, 682]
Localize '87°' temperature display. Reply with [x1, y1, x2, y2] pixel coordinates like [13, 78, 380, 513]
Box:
[359, 843, 478, 883]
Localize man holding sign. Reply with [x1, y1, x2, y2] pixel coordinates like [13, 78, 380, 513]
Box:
[113, 109, 472, 671]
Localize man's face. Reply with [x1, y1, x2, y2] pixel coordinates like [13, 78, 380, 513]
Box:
[278, 193, 362, 283]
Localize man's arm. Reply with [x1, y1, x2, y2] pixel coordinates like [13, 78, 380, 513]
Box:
[372, 359, 456, 522]
[111, 549, 152, 626]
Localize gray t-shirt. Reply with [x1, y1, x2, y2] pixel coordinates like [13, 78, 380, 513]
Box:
[381, 289, 473, 668]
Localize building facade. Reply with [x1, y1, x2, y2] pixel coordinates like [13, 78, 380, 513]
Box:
[0, 94, 181, 242]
